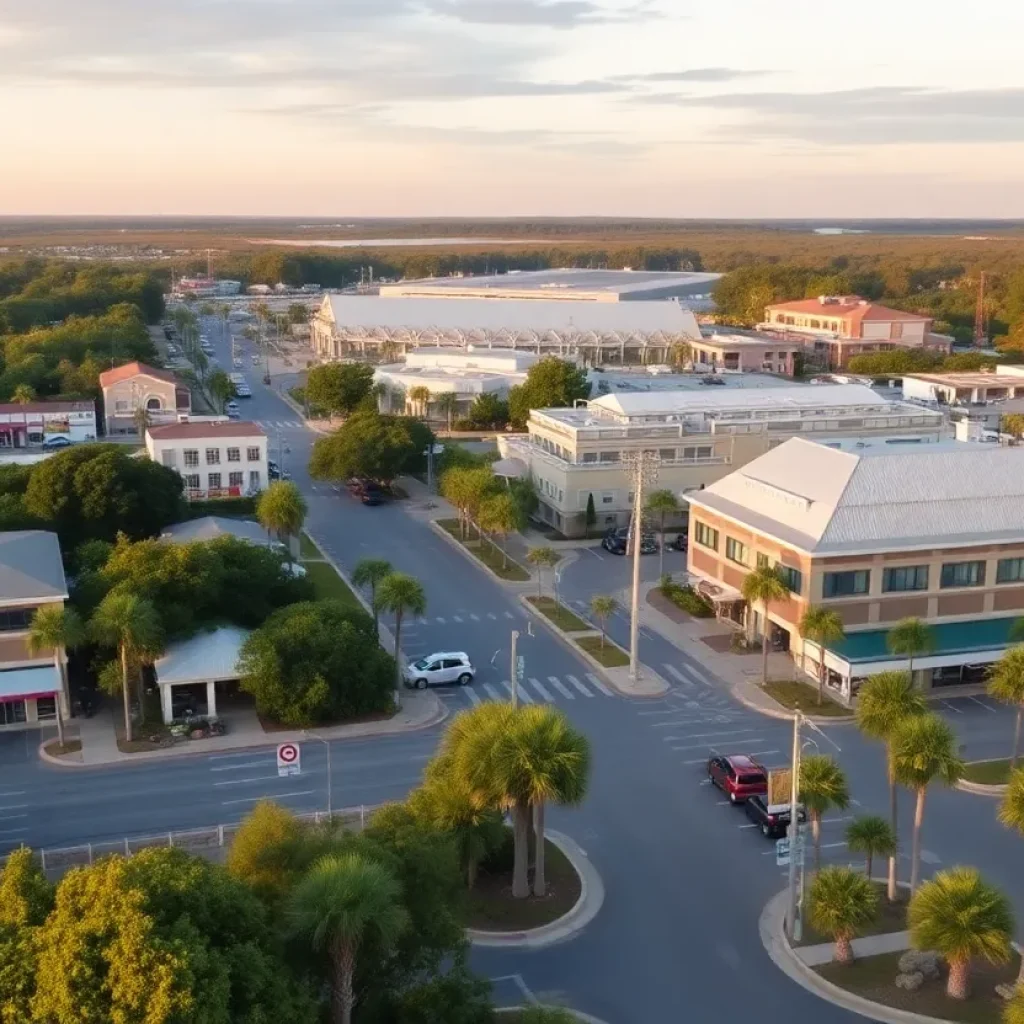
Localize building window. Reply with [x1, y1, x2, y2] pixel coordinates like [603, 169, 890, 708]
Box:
[161, 451, 176, 468]
[0, 608, 34, 632]
[882, 566, 929, 593]
[114, 400, 129, 413]
[205, 448, 220, 465]
[601, 492, 614, 505]
[228, 472, 244, 488]
[775, 564, 802, 594]
[940, 561, 986, 589]
[823, 570, 869, 598]
[183, 449, 199, 468]
[581, 452, 598, 463]
[725, 537, 749, 566]
[249, 471, 261, 490]
[146, 397, 162, 411]
[227, 447, 241, 462]
[682, 445, 714, 461]
[694, 521, 719, 551]
[0, 701, 26, 726]
[208, 473, 222, 490]
[598, 451, 620, 464]
[185, 474, 200, 490]
[997, 558, 1024, 584]
[36, 695, 57, 721]
[659, 448, 676, 461]
[246, 447, 261, 462]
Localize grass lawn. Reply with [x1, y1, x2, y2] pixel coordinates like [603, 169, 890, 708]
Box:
[526, 596, 589, 632]
[436, 519, 530, 582]
[962, 759, 1014, 785]
[302, 560, 362, 611]
[795, 882, 909, 946]
[299, 532, 323, 560]
[763, 679, 853, 717]
[816, 949, 1021, 1023]
[575, 634, 629, 668]
[43, 739, 82, 757]
[466, 838, 581, 931]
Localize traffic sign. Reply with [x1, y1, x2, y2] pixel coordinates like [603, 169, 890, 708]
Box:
[775, 837, 790, 866]
[516, 656, 525, 681]
[277, 742, 301, 777]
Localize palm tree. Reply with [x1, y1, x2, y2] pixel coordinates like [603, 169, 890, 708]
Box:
[1005, 991, 1024, 1024]
[407, 385, 431, 419]
[987, 646, 1024, 768]
[740, 565, 789, 686]
[668, 341, 692, 371]
[799, 754, 850, 872]
[27, 605, 85, 747]
[999, 767, 1024, 836]
[351, 558, 393, 633]
[645, 489, 679, 578]
[909, 867, 1014, 1000]
[590, 595, 617, 649]
[887, 617, 935, 681]
[434, 391, 460, 434]
[855, 670, 927, 901]
[845, 815, 897, 880]
[527, 546, 558, 599]
[255, 481, 308, 562]
[799, 606, 846, 705]
[806, 866, 879, 964]
[477, 492, 521, 570]
[892, 713, 964, 892]
[132, 405, 151, 437]
[11, 384, 35, 405]
[289, 852, 408, 1024]
[516, 1009, 579, 1024]
[89, 592, 164, 743]
[375, 573, 427, 706]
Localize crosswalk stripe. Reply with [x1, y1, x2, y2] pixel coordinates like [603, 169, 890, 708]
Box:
[548, 676, 575, 700]
[503, 611, 515, 620]
[469, 614, 480, 621]
[418, 617, 429, 625]
[452, 615, 463, 623]
[664, 664, 696, 687]
[585, 672, 613, 697]
[502, 680, 533, 704]
[482, 683, 503, 702]
[465, 687, 482, 706]
[565, 674, 594, 697]
[527, 677, 554, 702]
[435, 617, 445, 624]
[487, 613, 497, 620]
[682, 660, 713, 686]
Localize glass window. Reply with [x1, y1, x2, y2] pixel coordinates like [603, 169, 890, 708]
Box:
[823, 570, 870, 598]
[205, 448, 220, 465]
[581, 452, 598, 463]
[227, 447, 241, 462]
[996, 558, 1024, 584]
[725, 537, 749, 566]
[208, 473, 222, 490]
[0, 700, 26, 725]
[249, 471, 261, 489]
[0, 608, 34, 632]
[598, 451, 620, 463]
[36, 695, 57, 720]
[776, 565, 802, 594]
[185, 474, 200, 490]
[229, 472, 244, 488]
[882, 565, 929, 592]
[694, 521, 719, 550]
[659, 448, 676, 461]
[940, 561, 986, 588]
[183, 449, 199, 468]
[247, 447, 261, 462]
[756, 553, 769, 569]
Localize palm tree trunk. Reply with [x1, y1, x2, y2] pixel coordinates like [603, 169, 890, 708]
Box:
[53, 652, 66, 747]
[1012, 707, 1022, 769]
[909, 786, 926, 893]
[370, 585, 379, 635]
[866, 851, 873, 880]
[907, 655, 914, 684]
[834, 933, 854, 964]
[760, 631, 769, 686]
[393, 611, 403, 709]
[330, 938, 356, 1024]
[511, 802, 530, 899]
[467, 853, 477, 890]
[817, 657, 825, 706]
[121, 645, 133, 744]
[946, 956, 970, 1000]
[886, 754, 898, 901]
[658, 512, 665, 579]
[600, 626, 606, 650]
[812, 812, 822, 873]
[532, 801, 547, 897]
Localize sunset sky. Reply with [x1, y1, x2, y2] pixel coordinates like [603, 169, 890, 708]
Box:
[3, 0, 1024, 217]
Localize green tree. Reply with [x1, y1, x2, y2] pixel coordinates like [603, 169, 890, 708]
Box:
[11, 384, 35, 404]
[799, 606, 846, 706]
[226, 799, 307, 904]
[290, 853, 408, 1024]
[1005, 990, 1024, 1024]
[515, 1009, 580, 1024]
[407, 385, 431, 419]
[434, 391, 460, 434]
[288, 303, 309, 324]
[1000, 767, 1024, 837]
[305, 363, 376, 417]
[309, 411, 423, 485]
[740, 565, 789, 686]
[892, 713, 964, 892]
[668, 341, 692, 370]
[526, 546, 558, 599]
[440, 467, 486, 540]
[886, 617, 935, 679]
[477, 492, 521, 569]
[987, 646, 1024, 768]
[855, 670, 927, 901]
[375, 573, 427, 704]
[352, 557, 393, 633]
[909, 867, 1014, 1000]
[806, 866, 878, 964]
[239, 601, 393, 726]
[256, 480, 308, 560]
[466, 392, 508, 429]
[799, 754, 850, 872]
[844, 815, 897, 880]
[0, 848, 52, 1021]
[89, 592, 164, 743]
[507, 357, 591, 428]
[584, 492, 596, 538]
[27, 604, 84, 747]
[590, 594, 617, 649]
[207, 367, 236, 412]
[645, 488, 679, 578]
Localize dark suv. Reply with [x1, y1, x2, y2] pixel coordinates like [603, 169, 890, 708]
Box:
[602, 526, 656, 556]
[347, 477, 384, 506]
[743, 793, 807, 838]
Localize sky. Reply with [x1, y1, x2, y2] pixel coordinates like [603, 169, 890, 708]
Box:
[3, 0, 1024, 217]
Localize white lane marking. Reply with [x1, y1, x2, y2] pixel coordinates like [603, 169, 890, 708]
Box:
[527, 677, 555, 702]
[464, 687, 483, 706]
[683, 755, 719, 765]
[639, 708, 684, 716]
[469, 614, 480, 621]
[504, 611, 515, 619]
[0, 791, 26, 797]
[214, 774, 294, 787]
[761, 841, 847, 857]
[585, 672, 613, 697]
[744, 750, 781, 760]
[222, 790, 316, 806]
[482, 683, 503, 702]
[672, 740, 764, 752]
[548, 676, 575, 700]
[0, 804, 29, 812]
[488, 613, 498, 620]
[565, 674, 594, 698]
[503, 680, 533, 704]
[920, 849, 942, 865]
[435, 617, 446, 625]
[942, 700, 963, 714]
[210, 761, 271, 772]
[452, 615, 463, 623]
[0, 828, 28, 837]
[968, 695, 997, 712]
[0, 813, 27, 822]
[418, 617, 429, 625]
[664, 664, 695, 687]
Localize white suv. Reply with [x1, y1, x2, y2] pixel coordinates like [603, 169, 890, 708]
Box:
[404, 652, 475, 689]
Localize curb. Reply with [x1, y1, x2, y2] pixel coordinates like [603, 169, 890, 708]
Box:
[955, 779, 1009, 797]
[430, 520, 534, 587]
[496, 1007, 610, 1024]
[517, 595, 669, 699]
[467, 830, 604, 950]
[728, 681, 854, 726]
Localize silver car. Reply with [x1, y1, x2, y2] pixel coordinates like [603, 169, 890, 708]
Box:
[404, 651, 475, 689]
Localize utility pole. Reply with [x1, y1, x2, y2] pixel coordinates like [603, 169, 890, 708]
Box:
[510, 629, 519, 708]
[622, 451, 660, 682]
[787, 709, 803, 942]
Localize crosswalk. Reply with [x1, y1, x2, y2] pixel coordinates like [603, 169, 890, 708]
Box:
[254, 419, 305, 430]
[439, 670, 614, 709]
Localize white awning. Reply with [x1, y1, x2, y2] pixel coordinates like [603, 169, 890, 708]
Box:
[0, 665, 60, 701]
[687, 570, 743, 604]
[155, 626, 250, 687]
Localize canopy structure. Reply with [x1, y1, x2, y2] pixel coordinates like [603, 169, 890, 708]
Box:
[154, 626, 250, 724]
[491, 457, 528, 480]
[0, 665, 60, 703]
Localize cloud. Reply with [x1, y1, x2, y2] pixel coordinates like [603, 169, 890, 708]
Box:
[427, 0, 659, 27]
[616, 67, 769, 83]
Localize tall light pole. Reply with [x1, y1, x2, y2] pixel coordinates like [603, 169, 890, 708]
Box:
[786, 709, 803, 942]
[622, 451, 660, 682]
[303, 731, 332, 820]
[509, 629, 520, 708]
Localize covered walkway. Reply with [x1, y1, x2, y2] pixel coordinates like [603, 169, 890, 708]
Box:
[153, 626, 250, 724]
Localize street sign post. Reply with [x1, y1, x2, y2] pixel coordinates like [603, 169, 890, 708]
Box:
[775, 833, 806, 868]
[277, 742, 301, 778]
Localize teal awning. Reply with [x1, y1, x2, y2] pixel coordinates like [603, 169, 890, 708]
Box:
[827, 617, 1020, 665]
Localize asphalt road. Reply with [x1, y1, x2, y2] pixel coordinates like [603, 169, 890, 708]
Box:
[2, 320, 1021, 1023]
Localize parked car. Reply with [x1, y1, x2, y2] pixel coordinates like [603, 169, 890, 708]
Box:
[669, 530, 689, 552]
[225, 401, 240, 420]
[700, 374, 726, 386]
[706, 754, 768, 804]
[743, 794, 806, 838]
[347, 477, 384, 505]
[41, 436, 73, 450]
[404, 652, 475, 689]
[602, 526, 656, 556]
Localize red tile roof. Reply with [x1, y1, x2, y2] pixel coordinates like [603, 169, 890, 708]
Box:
[146, 421, 266, 441]
[765, 296, 931, 324]
[98, 361, 178, 388]
[0, 401, 94, 415]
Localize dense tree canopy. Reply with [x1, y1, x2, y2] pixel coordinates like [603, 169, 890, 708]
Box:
[508, 358, 591, 428]
[308, 410, 433, 484]
[305, 362, 376, 417]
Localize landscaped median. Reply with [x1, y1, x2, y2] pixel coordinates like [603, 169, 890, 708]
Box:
[956, 758, 1014, 796]
[524, 596, 629, 670]
[433, 518, 531, 582]
[761, 679, 854, 719]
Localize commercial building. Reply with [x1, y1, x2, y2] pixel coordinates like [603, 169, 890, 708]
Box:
[374, 348, 539, 419]
[145, 421, 268, 499]
[310, 294, 700, 365]
[173, 277, 242, 298]
[902, 366, 1024, 406]
[759, 296, 952, 369]
[0, 531, 70, 731]
[0, 401, 96, 448]
[379, 268, 721, 303]
[99, 362, 192, 436]
[688, 334, 801, 377]
[497, 383, 945, 537]
[686, 438, 1024, 697]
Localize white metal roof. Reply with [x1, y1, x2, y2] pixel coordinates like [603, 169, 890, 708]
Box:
[0, 531, 67, 604]
[155, 626, 250, 686]
[690, 437, 1024, 554]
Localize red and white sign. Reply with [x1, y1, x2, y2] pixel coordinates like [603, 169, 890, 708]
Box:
[277, 742, 301, 777]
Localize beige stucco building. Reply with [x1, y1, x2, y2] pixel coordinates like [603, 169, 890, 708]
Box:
[498, 383, 945, 537]
[689, 334, 800, 377]
[99, 361, 192, 435]
[687, 438, 1024, 697]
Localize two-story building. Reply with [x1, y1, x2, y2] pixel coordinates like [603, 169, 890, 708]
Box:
[0, 531, 71, 730]
[0, 401, 96, 448]
[145, 422, 268, 499]
[686, 438, 1024, 697]
[99, 361, 192, 435]
[498, 383, 946, 537]
[688, 334, 801, 377]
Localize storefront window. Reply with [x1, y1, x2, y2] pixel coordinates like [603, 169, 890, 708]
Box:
[36, 696, 56, 720]
[0, 700, 27, 725]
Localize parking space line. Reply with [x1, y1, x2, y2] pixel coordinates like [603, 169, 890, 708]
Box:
[214, 775, 289, 787]
[941, 700, 963, 714]
[210, 761, 271, 772]
[565, 675, 594, 697]
[548, 676, 575, 700]
[0, 791, 25, 797]
[469, 614, 480, 621]
[968, 696, 997, 712]
[658, 727, 758, 738]
[0, 828, 28, 837]
[0, 814, 27, 822]
[0, 804, 28, 812]
[585, 672, 613, 697]
[452, 615, 463, 623]
[672, 739, 764, 752]
[488, 613, 498, 620]
[435, 617, 446, 625]
[744, 749, 781, 760]
[683, 755, 718, 765]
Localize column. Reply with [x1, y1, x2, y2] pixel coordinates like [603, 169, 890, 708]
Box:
[160, 685, 174, 725]
[206, 681, 218, 719]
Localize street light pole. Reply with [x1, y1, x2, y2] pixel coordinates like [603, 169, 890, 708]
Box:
[303, 731, 332, 820]
[510, 629, 519, 708]
[786, 709, 802, 942]
[622, 451, 660, 683]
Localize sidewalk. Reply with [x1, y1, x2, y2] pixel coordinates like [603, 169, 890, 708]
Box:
[794, 930, 911, 967]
